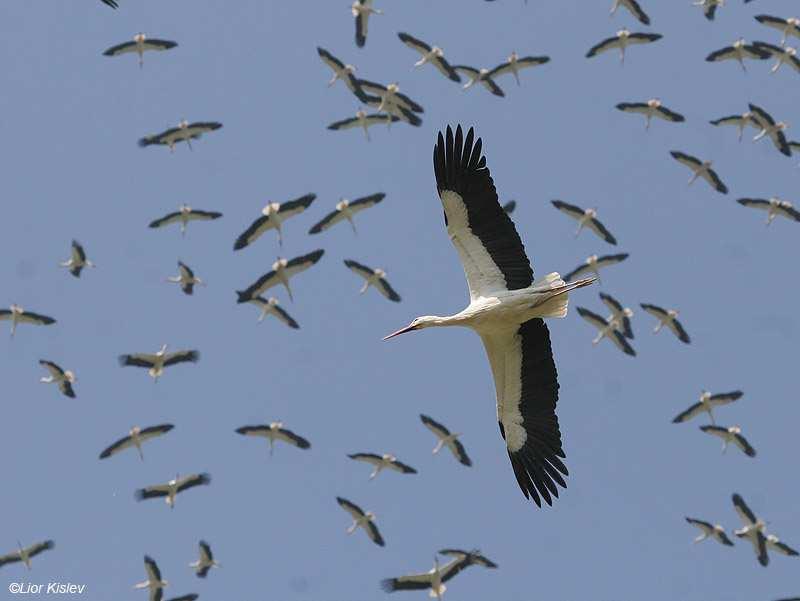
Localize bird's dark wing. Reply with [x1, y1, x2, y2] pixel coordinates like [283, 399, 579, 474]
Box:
[234, 215, 270, 250]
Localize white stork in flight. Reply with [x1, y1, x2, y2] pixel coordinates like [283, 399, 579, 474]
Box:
[693, 0, 725, 21]
[352, 0, 382, 48]
[316, 47, 372, 102]
[336, 497, 385, 546]
[234, 194, 316, 250]
[420, 414, 472, 466]
[737, 197, 800, 225]
[563, 253, 628, 283]
[586, 29, 663, 64]
[599, 292, 634, 339]
[752, 41, 800, 75]
[235, 422, 311, 454]
[397, 33, 461, 82]
[60, 240, 94, 278]
[242, 296, 300, 328]
[670, 151, 728, 194]
[138, 120, 222, 152]
[134, 555, 168, 601]
[733, 493, 769, 566]
[344, 259, 401, 302]
[357, 81, 424, 122]
[706, 39, 770, 71]
[610, 0, 650, 24]
[236, 249, 325, 303]
[672, 390, 742, 425]
[640, 303, 690, 344]
[700, 425, 756, 457]
[749, 103, 792, 157]
[576, 306, 636, 356]
[452, 65, 505, 97]
[383, 125, 596, 507]
[328, 111, 398, 141]
[99, 424, 174, 460]
[39, 360, 76, 398]
[382, 549, 497, 599]
[551, 200, 617, 244]
[149, 204, 222, 237]
[755, 14, 800, 45]
[616, 99, 685, 129]
[309, 194, 385, 235]
[0, 540, 54, 570]
[710, 111, 759, 141]
[189, 540, 220, 578]
[348, 453, 417, 479]
[487, 52, 551, 87]
[165, 262, 204, 295]
[118, 344, 200, 381]
[0, 305, 55, 338]
[135, 473, 211, 509]
[685, 517, 735, 546]
[103, 34, 177, 68]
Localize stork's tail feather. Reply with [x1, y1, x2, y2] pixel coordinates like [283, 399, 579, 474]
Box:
[530, 273, 596, 318]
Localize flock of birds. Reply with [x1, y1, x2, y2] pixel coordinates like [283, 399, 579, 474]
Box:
[3, 0, 799, 600]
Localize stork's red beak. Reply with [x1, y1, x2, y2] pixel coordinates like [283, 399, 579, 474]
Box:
[383, 323, 417, 341]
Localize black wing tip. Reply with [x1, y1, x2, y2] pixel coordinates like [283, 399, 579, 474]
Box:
[134, 488, 146, 501]
[380, 579, 396, 592]
[236, 290, 251, 304]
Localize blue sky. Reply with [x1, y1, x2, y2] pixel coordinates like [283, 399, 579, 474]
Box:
[1, 1, 798, 599]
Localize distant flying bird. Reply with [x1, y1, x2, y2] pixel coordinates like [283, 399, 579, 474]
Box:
[503, 200, 516, 214]
[616, 99, 685, 129]
[551, 200, 617, 244]
[135, 473, 211, 509]
[710, 111, 759, 141]
[0, 540, 54, 570]
[749, 103, 792, 157]
[358, 81, 424, 116]
[706, 39, 770, 71]
[118, 344, 200, 381]
[383, 125, 596, 507]
[134, 555, 168, 600]
[149, 204, 222, 236]
[700, 425, 756, 457]
[693, 0, 724, 21]
[60, 240, 94, 278]
[234, 194, 316, 250]
[336, 497, 385, 547]
[488, 52, 551, 86]
[609, 0, 651, 25]
[576, 307, 636, 356]
[0, 305, 55, 338]
[733, 493, 769, 566]
[563, 253, 628, 283]
[165, 262, 204, 295]
[352, 0, 382, 48]
[420, 414, 472, 467]
[640, 303, 690, 344]
[397, 33, 460, 82]
[316, 47, 372, 102]
[670, 151, 728, 194]
[685, 517, 735, 546]
[328, 110, 398, 141]
[344, 259, 401, 302]
[189, 541, 220, 578]
[348, 453, 417, 480]
[99, 424, 175, 461]
[672, 390, 743, 425]
[754, 15, 800, 45]
[38, 360, 76, 398]
[752, 41, 800, 74]
[737, 197, 800, 225]
[585, 29, 663, 64]
[452, 65, 505, 97]
[236, 249, 325, 303]
[599, 292, 634, 339]
[103, 33, 177, 68]
[309, 194, 385, 235]
[138, 120, 222, 152]
[235, 422, 311, 455]
[382, 550, 497, 599]
[766, 534, 799, 557]
[242, 296, 299, 328]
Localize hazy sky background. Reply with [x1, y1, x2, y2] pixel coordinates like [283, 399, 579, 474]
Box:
[1, 1, 798, 600]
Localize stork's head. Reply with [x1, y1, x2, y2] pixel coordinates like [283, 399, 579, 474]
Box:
[432, 46, 444, 57]
[65, 370, 76, 383]
[728, 426, 742, 434]
[270, 421, 283, 430]
[365, 511, 376, 521]
[383, 453, 396, 462]
[617, 28, 631, 38]
[387, 82, 399, 93]
[262, 202, 280, 216]
[180, 204, 191, 213]
[587, 254, 599, 264]
[733, 38, 745, 48]
[178, 119, 189, 128]
[336, 199, 350, 211]
[375, 268, 386, 278]
[648, 98, 661, 108]
[668, 309, 679, 318]
[10, 304, 22, 314]
[134, 33, 146, 43]
[356, 109, 367, 119]
[267, 297, 280, 307]
[272, 257, 288, 271]
[383, 316, 440, 340]
[131, 426, 142, 436]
